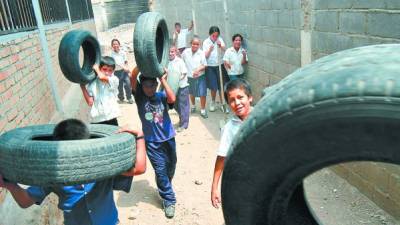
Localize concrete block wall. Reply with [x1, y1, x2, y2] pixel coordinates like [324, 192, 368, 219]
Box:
[152, 0, 400, 219]
[0, 20, 96, 225]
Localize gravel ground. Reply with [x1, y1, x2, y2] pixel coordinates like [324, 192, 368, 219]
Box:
[97, 23, 399, 225]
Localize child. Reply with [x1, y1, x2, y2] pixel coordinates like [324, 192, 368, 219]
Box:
[210, 78, 253, 209]
[80, 56, 121, 126]
[168, 46, 189, 132]
[203, 26, 226, 112]
[111, 38, 133, 104]
[223, 34, 248, 81]
[130, 67, 177, 218]
[181, 36, 208, 118]
[172, 20, 194, 55]
[0, 118, 146, 225]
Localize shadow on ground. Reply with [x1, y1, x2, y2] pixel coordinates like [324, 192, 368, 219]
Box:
[116, 180, 162, 209]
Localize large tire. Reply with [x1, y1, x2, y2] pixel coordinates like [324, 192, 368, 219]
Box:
[58, 30, 100, 84]
[222, 44, 400, 225]
[134, 12, 170, 78]
[0, 124, 135, 186]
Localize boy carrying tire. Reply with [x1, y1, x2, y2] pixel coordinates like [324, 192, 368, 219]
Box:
[130, 67, 178, 218]
[80, 56, 121, 126]
[211, 78, 253, 208]
[0, 118, 146, 225]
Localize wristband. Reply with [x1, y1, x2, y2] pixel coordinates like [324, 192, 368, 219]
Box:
[136, 135, 144, 140]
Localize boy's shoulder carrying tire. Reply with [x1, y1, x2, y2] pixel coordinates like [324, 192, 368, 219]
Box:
[0, 124, 135, 186]
[222, 44, 400, 225]
[58, 29, 101, 84]
[134, 12, 170, 78]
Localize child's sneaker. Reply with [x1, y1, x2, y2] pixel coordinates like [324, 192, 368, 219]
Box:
[177, 126, 184, 133]
[163, 201, 175, 218]
[191, 106, 196, 113]
[117, 99, 124, 104]
[127, 99, 134, 104]
[209, 101, 216, 112]
[200, 110, 208, 119]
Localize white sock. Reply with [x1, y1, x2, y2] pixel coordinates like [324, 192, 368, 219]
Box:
[201, 109, 206, 114]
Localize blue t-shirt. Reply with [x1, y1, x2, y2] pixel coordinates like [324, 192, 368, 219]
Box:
[133, 82, 176, 142]
[27, 176, 132, 225]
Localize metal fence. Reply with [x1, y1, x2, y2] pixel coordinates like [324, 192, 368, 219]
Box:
[0, 0, 37, 35]
[67, 0, 94, 23]
[39, 0, 69, 25]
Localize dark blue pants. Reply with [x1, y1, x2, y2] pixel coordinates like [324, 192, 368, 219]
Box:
[174, 86, 190, 129]
[114, 70, 132, 101]
[146, 138, 177, 206]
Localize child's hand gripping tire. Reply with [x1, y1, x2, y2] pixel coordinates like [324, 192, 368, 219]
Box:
[222, 44, 400, 225]
[0, 124, 136, 186]
[58, 29, 101, 84]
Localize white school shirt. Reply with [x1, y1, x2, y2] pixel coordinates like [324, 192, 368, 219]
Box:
[223, 47, 248, 75]
[202, 37, 225, 66]
[181, 48, 207, 78]
[217, 115, 243, 157]
[87, 74, 121, 123]
[111, 50, 127, 71]
[176, 28, 190, 49]
[168, 57, 188, 88]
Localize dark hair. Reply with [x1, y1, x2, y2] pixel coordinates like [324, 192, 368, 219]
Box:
[111, 38, 120, 46]
[100, 56, 116, 70]
[175, 22, 181, 27]
[53, 119, 90, 141]
[232, 33, 243, 42]
[209, 26, 220, 35]
[224, 78, 252, 102]
[139, 75, 157, 83]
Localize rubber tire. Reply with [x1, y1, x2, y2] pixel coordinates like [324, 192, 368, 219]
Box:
[58, 30, 101, 84]
[222, 44, 400, 225]
[134, 12, 170, 78]
[0, 124, 135, 186]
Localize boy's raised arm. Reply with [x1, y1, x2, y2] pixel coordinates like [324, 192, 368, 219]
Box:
[0, 174, 35, 208]
[130, 66, 140, 93]
[160, 71, 176, 104]
[80, 84, 94, 106]
[119, 127, 146, 176]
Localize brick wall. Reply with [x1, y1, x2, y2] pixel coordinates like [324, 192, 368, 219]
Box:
[152, 0, 400, 219]
[0, 20, 96, 225]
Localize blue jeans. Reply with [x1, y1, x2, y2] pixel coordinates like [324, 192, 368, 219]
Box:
[146, 138, 177, 206]
[114, 70, 132, 101]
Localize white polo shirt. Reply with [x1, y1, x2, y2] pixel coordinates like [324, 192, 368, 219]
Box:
[223, 47, 248, 75]
[181, 48, 207, 78]
[87, 74, 121, 123]
[217, 115, 243, 157]
[202, 37, 225, 66]
[111, 50, 127, 71]
[175, 28, 190, 49]
[168, 57, 188, 88]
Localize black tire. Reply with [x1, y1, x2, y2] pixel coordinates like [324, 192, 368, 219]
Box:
[222, 44, 400, 225]
[134, 12, 170, 78]
[58, 30, 100, 84]
[0, 124, 135, 186]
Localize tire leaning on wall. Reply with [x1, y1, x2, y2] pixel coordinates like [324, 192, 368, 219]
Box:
[58, 30, 101, 84]
[222, 44, 400, 225]
[0, 124, 135, 186]
[134, 12, 170, 78]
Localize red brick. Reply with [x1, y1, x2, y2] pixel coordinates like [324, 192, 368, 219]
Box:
[0, 70, 9, 81]
[15, 62, 24, 70]
[6, 108, 18, 121]
[0, 46, 11, 58]
[0, 81, 5, 94]
[0, 116, 7, 131]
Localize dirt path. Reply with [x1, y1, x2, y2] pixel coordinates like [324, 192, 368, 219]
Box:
[97, 24, 399, 225]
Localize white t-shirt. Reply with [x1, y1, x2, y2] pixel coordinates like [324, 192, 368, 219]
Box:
[181, 48, 207, 78]
[175, 28, 190, 49]
[111, 50, 127, 71]
[217, 115, 243, 157]
[223, 47, 248, 75]
[202, 37, 225, 66]
[168, 57, 188, 88]
[87, 74, 121, 123]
